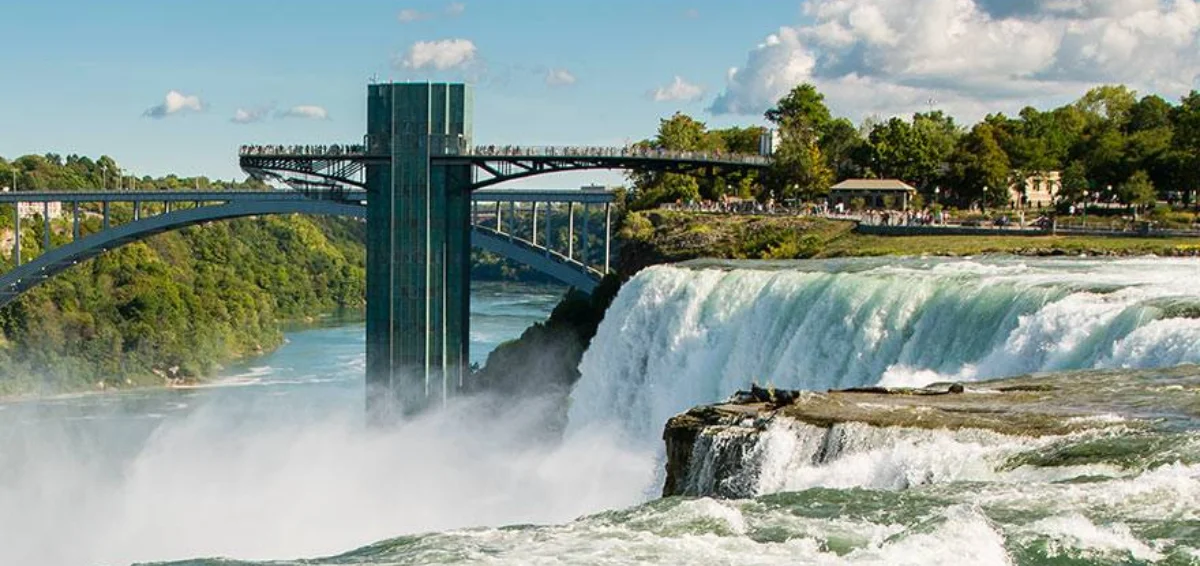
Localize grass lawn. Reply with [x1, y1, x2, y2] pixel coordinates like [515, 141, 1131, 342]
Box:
[619, 210, 1200, 275]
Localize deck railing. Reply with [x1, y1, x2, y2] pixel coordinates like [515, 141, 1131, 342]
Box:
[239, 144, 772, 165]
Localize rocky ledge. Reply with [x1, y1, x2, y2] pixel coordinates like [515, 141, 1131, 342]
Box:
[661, 369, 1200, 498]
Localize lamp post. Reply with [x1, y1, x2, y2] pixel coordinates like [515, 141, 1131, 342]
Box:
[982, 186, 989, 215]
[1083, 190, 1089, 226]
[933, 187, 941, 225]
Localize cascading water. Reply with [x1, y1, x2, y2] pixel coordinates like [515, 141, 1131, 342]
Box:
[568, 258, 1200, 442]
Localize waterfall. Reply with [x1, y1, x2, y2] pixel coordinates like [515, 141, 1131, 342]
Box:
[567, 258, 1200, 442]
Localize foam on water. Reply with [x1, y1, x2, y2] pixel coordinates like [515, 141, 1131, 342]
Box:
[1016, 514, 1164, 562]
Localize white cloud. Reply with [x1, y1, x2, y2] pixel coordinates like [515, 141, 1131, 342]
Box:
[231, 107, 270, 124]
[711, 0, 1200, 121]
[446, 2, 466, 16]
[545, 68, 577, 87]
[143, 90, 203, 119]
[398, 9, 428, 23]
[278, 105, 330, 120]
[651, 76, 706, 102]
[397, 39, 478, 71]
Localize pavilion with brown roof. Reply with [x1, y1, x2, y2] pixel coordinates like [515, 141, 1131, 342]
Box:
[828, 179, 918, 211]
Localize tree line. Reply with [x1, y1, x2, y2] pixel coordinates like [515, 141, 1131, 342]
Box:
[0, 153, 267, 192]
[628, 84, 1200, 213]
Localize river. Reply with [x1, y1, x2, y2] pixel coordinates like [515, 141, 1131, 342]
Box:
[4, 261, 1200, 565]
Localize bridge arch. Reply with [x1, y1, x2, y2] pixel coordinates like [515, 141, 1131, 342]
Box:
[0, 199, 598, 308]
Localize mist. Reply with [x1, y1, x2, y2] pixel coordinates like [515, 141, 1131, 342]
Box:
[0, 392, 658, 566]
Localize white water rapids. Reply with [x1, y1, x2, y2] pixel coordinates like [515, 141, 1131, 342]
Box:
[568, 257, 1200, 442]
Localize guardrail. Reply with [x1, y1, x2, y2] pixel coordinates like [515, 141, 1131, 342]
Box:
[859, 222, 1200, 239]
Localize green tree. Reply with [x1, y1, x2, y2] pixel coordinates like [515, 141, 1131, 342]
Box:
[627, 113, 726, 209]
[1128, 95, 1174, 133]
[1060, 160, 1091, 204]
[1120, 170, 1157, 212]
[765, 83, 832, 134]
[866, 112, 958, 192]
[820, 117, 866, 180]
[771, 114, 833, 201]
[713, 126, 765, 154]
[1171, 91, 1200, 202]
[949, 123, 1011, 208]
[1075, 85, 1138, 126]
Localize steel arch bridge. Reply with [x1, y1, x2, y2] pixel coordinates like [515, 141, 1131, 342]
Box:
[7, 82, 773, 417]
[0, 189, 616, 308]
[242, 83, 774, 418]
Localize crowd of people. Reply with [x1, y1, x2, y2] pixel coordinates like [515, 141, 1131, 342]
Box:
[468, 145, 770, 164]
[239, 143, 770, 165]
[858, 209, 948, 227]
[657, 198, 1032, 229]
[239, 145, 367, 156]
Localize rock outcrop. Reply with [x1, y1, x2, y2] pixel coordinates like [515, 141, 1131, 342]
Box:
[661, 371, 1192, 498]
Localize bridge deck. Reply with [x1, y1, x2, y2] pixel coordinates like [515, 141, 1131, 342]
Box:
[238, 145, 772, 167]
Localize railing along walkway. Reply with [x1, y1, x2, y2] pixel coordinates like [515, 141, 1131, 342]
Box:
[238, 144, 771, 166]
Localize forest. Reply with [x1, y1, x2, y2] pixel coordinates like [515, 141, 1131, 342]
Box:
[0, 154, 366, 395]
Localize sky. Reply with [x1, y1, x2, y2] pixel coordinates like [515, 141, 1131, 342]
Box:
[0, 0, 1198, 186]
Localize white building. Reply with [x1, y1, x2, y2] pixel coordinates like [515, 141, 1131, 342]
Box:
[1008, 171, 1061, 210]
[758, 129, 781, 156]
[16, 201, 63, 220]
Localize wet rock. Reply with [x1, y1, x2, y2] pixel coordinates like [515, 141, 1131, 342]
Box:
[662, 372, 1193, 498]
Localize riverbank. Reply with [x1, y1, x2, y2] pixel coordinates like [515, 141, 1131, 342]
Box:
[618, 210, 1200, 276]
[0, 310, 354, 403]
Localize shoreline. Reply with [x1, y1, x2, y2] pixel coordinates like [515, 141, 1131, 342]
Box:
[0, 313, 364, 405]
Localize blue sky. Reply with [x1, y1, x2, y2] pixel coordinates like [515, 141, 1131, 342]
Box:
[0, 0, 799, 182]
[2, 0, 1198, 185]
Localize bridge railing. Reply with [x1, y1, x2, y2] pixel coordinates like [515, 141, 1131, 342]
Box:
[468, 145, 771, 165]
[239, 144, 368, 157]
[239, 144, 772, 166]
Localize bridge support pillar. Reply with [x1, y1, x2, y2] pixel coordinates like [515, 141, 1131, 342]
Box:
[102, 202, 110, 230]
[72, 202, 79, 241]
[43, 202, 50, 252]
[531, 202, 539, 245]
[508, 201, 515, 241]
[544, 202, 553, 257]
[604, 203, 612, 274]
[581, 203, 590, 267]
[567, 202, 575, 260]
[13, 206, 20, 267]
[134, 201, 141, 221]
[365, 82, 473, 421]
[495, 201, 502, 232]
